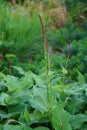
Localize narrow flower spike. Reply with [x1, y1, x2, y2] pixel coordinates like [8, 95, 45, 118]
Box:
[39, 15, 49, 52]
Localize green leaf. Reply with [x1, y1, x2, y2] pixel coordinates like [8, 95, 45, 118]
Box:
[0, 93, 9, 106]
[70, 114, 87, 129]
[30, 110, 49, 124]
[7, 90, 31, 105]
[30, 87, 48, 113]
[12, 66, 25, 75]
[77, 71, 85, 84]
[0, 110, 13, 120]
[5, 54, 16, 59]
[24, 108, 30, 125]
[52, 102, 72, 130]
[4, 75, 21, 92]
[31, 73, 46, 88]
[3, 125, 33, 130]
[18, 112, 26, 125]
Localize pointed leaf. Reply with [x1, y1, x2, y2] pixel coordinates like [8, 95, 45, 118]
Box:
[13, 66, 25, 75]
[30, 87, 48, 113]
[24, 108, 30, 125]
[52, 102, 72, 130]
[78, 71, 85, 84]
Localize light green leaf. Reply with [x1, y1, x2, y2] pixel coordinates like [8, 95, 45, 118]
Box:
[4, 75, 21, 92]
[30, 110, 49, 124]
[77, 71, 85, 84]
[3, 125, 32, 130]
[0, 93, 9, 106]
[30, 87, 48, 113]
[5, 54, 16, 58]
[24, 108, 30, 125]
[31, 73, 46, 88]
[70, 114, 87, 129]
[13, 66, 25, 75]
[0, 110, 13, 120]
[52, 102, 72, 130]
[7, 90, 31, 105]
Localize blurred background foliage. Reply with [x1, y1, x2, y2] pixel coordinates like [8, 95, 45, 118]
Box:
[0, 0, 87, 82]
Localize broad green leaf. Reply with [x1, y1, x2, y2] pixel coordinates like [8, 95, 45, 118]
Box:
[4, 75, 21, 92]
[20, 72, 33, 89]
[70, 114, 87, 129]
[31, 73, 46, 88]
[3, 125, 32, 130]
[30, 110, 49, 124]
[8, 104, 25, 113]
[0, 93, 9, 106]
[64, 84, 87, 114]
[34, 126, 50, 130]
[52, 102, 72, 130]
[29, 87, 48, 113]
[7, 90, 31, 105]
[0, 110, 13, 120]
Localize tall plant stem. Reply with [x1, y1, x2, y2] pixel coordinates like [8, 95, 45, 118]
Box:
[39, 15, 51, 114]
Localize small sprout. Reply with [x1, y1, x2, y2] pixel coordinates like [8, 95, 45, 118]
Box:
[62, 67, 68, 75]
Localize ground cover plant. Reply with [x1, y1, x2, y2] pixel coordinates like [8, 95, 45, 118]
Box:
[0, 0, 87, 130]
[0, 60, 87, 130]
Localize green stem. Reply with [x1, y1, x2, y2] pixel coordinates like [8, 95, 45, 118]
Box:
[46, 54, 51, 114]
[39, 14, 51, 116]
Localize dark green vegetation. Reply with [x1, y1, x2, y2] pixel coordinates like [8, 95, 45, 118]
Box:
[0, 0, 87, 130]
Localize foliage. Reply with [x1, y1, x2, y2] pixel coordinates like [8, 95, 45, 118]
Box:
[52, 102, 71, 130]
[67, 37, 87, 81]
[0, 67, 87, 129]
[0, 0, 87, 130]
[47, 23, 87, 82]
[0, 1, 43, 62]
[65, 0, 87, 23]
